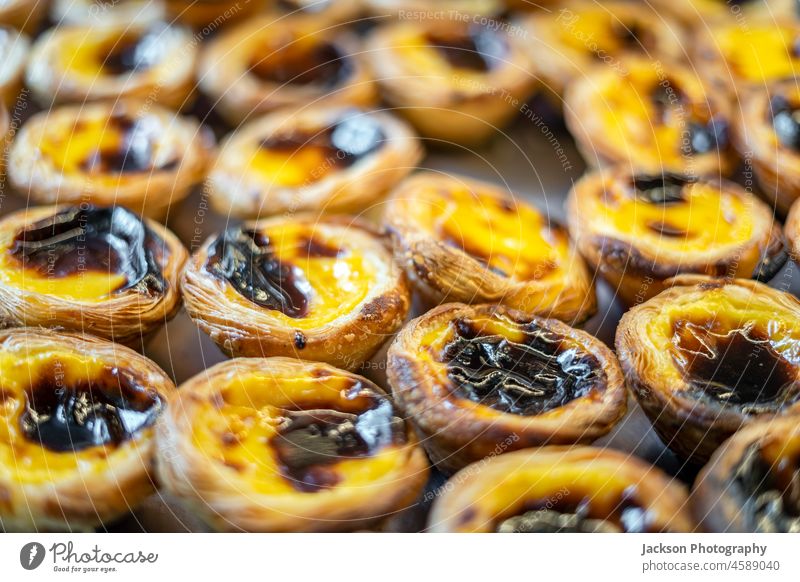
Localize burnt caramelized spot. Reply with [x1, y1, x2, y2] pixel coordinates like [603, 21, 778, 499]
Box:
[440, 317, 604, 415]
[249, 40, 352, 87]
[271, 390, 406, 492]
[9, 206, 165, 295]
[646, 220, 689, 237]
[770, 95, 800, 151]
[426, 26, 507, 72]
[610, 19, 647, 50]
[19, 364, 161, 452]
[259, 114, 385, 168]
[78, 114, 176, 174]
[206, 227, 310, 317]
[495, 487, 654, 533]
[733, 443, 800, 532]
[630, 173, 694, 205]
[101, 27, 162, 75]
[672, 318, 800, 414]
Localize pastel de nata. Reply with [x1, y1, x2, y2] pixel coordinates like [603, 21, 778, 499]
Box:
[641, 543, 767, 557]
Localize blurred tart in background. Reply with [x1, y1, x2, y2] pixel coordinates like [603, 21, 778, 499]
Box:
[364, 0, 502, 18]
[428, 447, 695, 532]
[9, 100, 214, 220]
[208, 106, 422, 219]
[165, 0, 267, 28]
[735, 80, 800, 215]
[567, 168, 786, 305]
[274, 0, 363, 25]
[565, 57, 735, 176]
[198, 15, 377, 124]
[654, 0, 797, 29]
[0, 0, 47, 34]
[385, 172, 596, 323]
[0, 328, 176, 531]
[51, 0, 166, 26]
[26, 21, 197, 108]
[521, 1, 684, 98]
[387, 304, 627, 473]
[156, 357, 429, 532]
[616, 276, 800, 464]
[182, 215, 410, 370]
[0, 26, 28, 107]
[365, 16, 536, 145]
[0, 205, 187, 347]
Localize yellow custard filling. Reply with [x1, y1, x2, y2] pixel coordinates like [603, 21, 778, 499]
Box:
[713, 22, 800, 83]
[417, 184, 570, 281]
[555, 6, 641, 55]
[249, 144, 333, 187]
[593, 180, 754, 254]
[0, 349, 145, 484]
[0, 233, 127, 302]
[191, 370, 407, 495]
[220, 222, 381, 329]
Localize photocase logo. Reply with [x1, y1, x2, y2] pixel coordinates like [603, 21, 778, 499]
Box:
[20, 542, 46, 570]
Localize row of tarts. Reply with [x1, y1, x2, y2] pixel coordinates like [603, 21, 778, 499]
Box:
[6, 0, 800, 218]
[0, 166, 799, 533]
[0, 1, 798, 533]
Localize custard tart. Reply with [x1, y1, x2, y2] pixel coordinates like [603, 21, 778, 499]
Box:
[0, 0, 47, 34]
[364, 17, 536, 145]
[735, 80, 800, 215]
[785, 197, 800, 260]
[198, 15, 377, 125]
[384, 172, 596, 323]
[165, 0, 266, 28]
[565, 57, 735, 176]
[0, 26, 28, 107]
[208, 106, 423, 219]
[9, 100, 214, 220]
[428, 446, 695, 532]
[182, 215, 410, 370]
[696, 19, 800, 90]
[567, 168, 786, 306]
[387, 304, 627, 473]
[0, 328, 176, 532]
[0, 204, 187, 348]
[26, 21, 197, 108]
[692, 416, 800, 533]
[52, 0, 166, 26]
[156, 357, 429, 532]
[616, 276, 800, 465]
[275, 0, 363, 25]
[652, 0, 796, 28]
[521, 1, 684, 97]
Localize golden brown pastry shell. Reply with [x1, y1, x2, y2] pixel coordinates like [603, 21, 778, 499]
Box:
[384, 172, 597, 323]
[616, 276, 800, 464]
[0, 205, 188, 348]
[364, 19, 537, 145]
[207, 106, 423, 219]
[0, 26, 28, 108]
[181, 215, 411, 370]
[25, 22, 197, 109]
[0, 328, 177, 532]
[198, 16, 378, 125]
[567, 168, 786, 306]
[8, 101, 214, 221]
[155, 357, 430, 532]
[386, 303, 627, 474]
[427, 446, 695, 532]
[165, 0, 267, 28]
[785, 197, 800, 262]
[691, 416, 800, 533]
